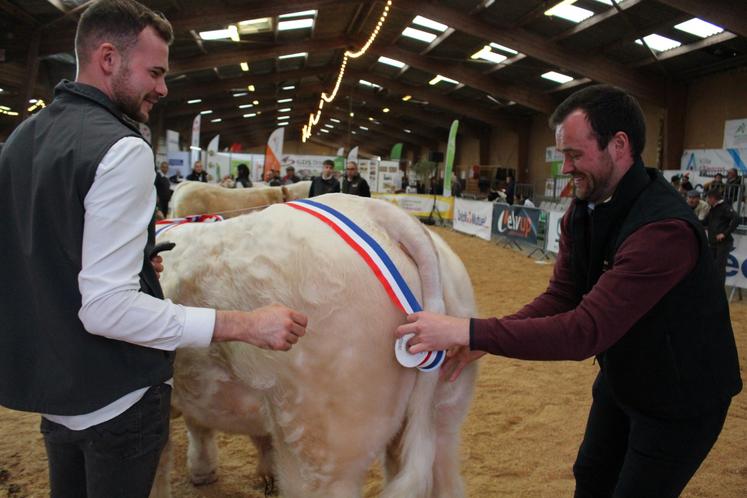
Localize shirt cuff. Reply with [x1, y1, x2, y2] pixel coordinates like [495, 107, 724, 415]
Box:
[180, 307, 216, 348]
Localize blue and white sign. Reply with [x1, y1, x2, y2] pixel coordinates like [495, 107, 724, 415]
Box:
[546, 210, 564, 254]
[681, 148, 747, 175]
[453, 198, 493, 241]
[726, 234, 747, 290]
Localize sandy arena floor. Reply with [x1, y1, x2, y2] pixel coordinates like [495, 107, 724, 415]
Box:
[1, 226, 745, 497]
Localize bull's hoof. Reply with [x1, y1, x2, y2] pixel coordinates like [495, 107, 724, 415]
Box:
[190, 470, 218, 486]
[262, 475, 277, 496]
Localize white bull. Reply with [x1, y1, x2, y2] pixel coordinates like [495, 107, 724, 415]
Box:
[151, 194, 477, 498]
[169, 180, 311, 218]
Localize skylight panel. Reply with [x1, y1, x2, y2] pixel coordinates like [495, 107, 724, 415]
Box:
[674, 18, 724, 38]
[429, 74, 459, 86]
[635, 34, 682, 52]
[277, 98, 293, 103]
[402, 27, 437, 43]
[278, 108, 292, 113]
[489, 42, 519, 55]
[541, 71, 574, 84]
[278, 52, 308, 60]
[359, 79, 383, 89]
[282, 85, 296, 90]
[330, 118, 341, 123]
[471, 46, 508, 64]
[321, 129, 330, 133]
[277, 115, 290, 120]
[545, 3, 594, 23]
[377, 56, 406, 68]
[278, 18, 314, 31]
[199, 29, 230, 40]
[412, 15, 448, 33]
[187, 99, 202, 104]
[279, 10, 317, 19]
[592, 0, 612, 5]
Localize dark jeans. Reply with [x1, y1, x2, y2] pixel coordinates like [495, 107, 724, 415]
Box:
[710, 242, 732, 287]
[40, 384, 171, 498]
[573, 375, 729, 498]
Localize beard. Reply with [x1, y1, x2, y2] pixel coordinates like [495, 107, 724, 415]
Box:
[111, 63, 148, 123]
[574, 151, 615, 203]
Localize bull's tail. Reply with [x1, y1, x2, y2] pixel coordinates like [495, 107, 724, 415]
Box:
[369, 199, 445, 498]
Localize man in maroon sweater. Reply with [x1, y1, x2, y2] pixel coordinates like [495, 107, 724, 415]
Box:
[397, 85, 741, 497]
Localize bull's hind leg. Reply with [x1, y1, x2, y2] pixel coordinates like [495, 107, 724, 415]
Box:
[250, 434, 277, 495]
[430, 364, 477, 498]
[184, 419, 219, 485]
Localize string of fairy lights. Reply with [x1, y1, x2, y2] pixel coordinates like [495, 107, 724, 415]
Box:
[301, 0, 393, 142]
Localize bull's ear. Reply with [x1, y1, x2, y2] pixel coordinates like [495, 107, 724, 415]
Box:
[282, 186, 289, 202]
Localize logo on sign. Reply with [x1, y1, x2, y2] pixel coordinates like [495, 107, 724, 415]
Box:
[456, 209, 488, 227]
[496, 210, 532, 238]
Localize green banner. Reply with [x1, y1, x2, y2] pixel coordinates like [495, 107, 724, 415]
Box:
[390, 142, 403, 160]
[443, 120, 459, 196]
[334, 156, 345, 172]
[551, 160, 562, 177]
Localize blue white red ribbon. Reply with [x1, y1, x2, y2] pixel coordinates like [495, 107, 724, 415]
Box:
[287, 198, 445, 371]
[155, 214, 224, 237]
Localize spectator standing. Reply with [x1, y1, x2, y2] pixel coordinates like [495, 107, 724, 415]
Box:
[342, 161, 371, 197]
[234, 163, 252, 188]
[282, 166, 301, 185]
[724, 167, 742, 205]
[686, 190, 710, 221]
[704, 189, 739, 285]
[267, 169, 282, 186]
[505, 175, 515, 204]
[395, 84, 742, 498]
[0, 2, 306, 496]
[309, 159, 341, 197]
[155, 160, 172, 215]
[187, 160, 209, 182]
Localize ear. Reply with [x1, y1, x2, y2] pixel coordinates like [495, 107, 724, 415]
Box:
[97, 42, 120, 76]
[608, 131, 631, 161]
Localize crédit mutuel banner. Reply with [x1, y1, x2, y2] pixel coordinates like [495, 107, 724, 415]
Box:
[453, 198, 493, 240]
[492, 203, 542, 245]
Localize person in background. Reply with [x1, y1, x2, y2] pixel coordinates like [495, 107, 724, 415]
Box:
[309, 159, 341, 197]
[0, 2, 307, 496]
[395, 84, 741, 498]
[187, 159, 209, 182]
[686, 190, 710, 221]
[705, 173, 725, 196]
[724, 167, 742, 205]
[155, 160, 172, 215]
[516, 191, 535, 207]
[282, 165, 300, 185]
[342, 161, 371, 197]
[234, 163, 252, 188]
[267, 169, 282, 186]
[505, 174, 515, 204]
[704, 188, 739, 286]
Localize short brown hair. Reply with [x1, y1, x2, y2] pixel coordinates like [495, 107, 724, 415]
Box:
[75, 0, 173, 67]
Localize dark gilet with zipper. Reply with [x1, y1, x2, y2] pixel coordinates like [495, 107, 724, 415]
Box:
[0, 80, 173, 415]
[570, 159, 741, 417]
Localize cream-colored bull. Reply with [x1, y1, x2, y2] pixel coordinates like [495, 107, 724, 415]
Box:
[151, 194, 476, 498]
[169, 180, 311, 218]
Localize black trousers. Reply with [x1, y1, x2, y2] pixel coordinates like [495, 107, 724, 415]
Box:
[40, 384, 171, 498]
[710, 242, 732, 287]
[573, 375, 729, 498]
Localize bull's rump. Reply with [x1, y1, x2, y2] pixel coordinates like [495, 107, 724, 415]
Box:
[170, 181, 286, 218]
[160, 195, 421, 454]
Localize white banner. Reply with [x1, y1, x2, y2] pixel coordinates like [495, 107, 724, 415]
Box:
[546, 210, 564, 253]
[281, 154, 336, 179]
[726, 234, 747, 289]
[190, 115, 201, 166]
[545, 146, 563, 162]
[206, 134, 221, 181]
[166, 129, 179, 152]
[138, 123, 151, 144]
[373, 193, 454, 220]
[347, 146, 359, 165]
[723, 119, 747, 149]
[453, 198, 493, 240]
[681, 148, 747, 175]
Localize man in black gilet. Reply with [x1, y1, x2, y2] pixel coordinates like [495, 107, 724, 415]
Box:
[395, 85, 741, 497]
[0, 2, 306, 496]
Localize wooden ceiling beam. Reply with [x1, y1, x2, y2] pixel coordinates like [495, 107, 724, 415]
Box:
[320, 106, 437, 148]
[552, 0, 645, 41]
[0, 0, 39, 25]
[347, 70, 505, 126]
[630, 31, 738, 67]
[165, 66, 336, 101]
[371, 45, 556, 114]
[655, 0, 747, 39]
[169, 36, 351, 75]
[394, 0, 666, 105]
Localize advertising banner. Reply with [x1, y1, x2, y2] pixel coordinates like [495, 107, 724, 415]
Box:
[166, 129, 179, 152]
[373, 193, 454, 220]
[492, 204, 542, 245]
[190, 114, 201, 166]
[723, 119, 747, 149]
[726, 234, 747, 289]
[263, 127, 284, 180]
[453, 198, 493, 240]
[681, 148, 747, 174]
[545, 210, 564, 253]
[443, 120, 459, 197]
[205, 134, 221, 181]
